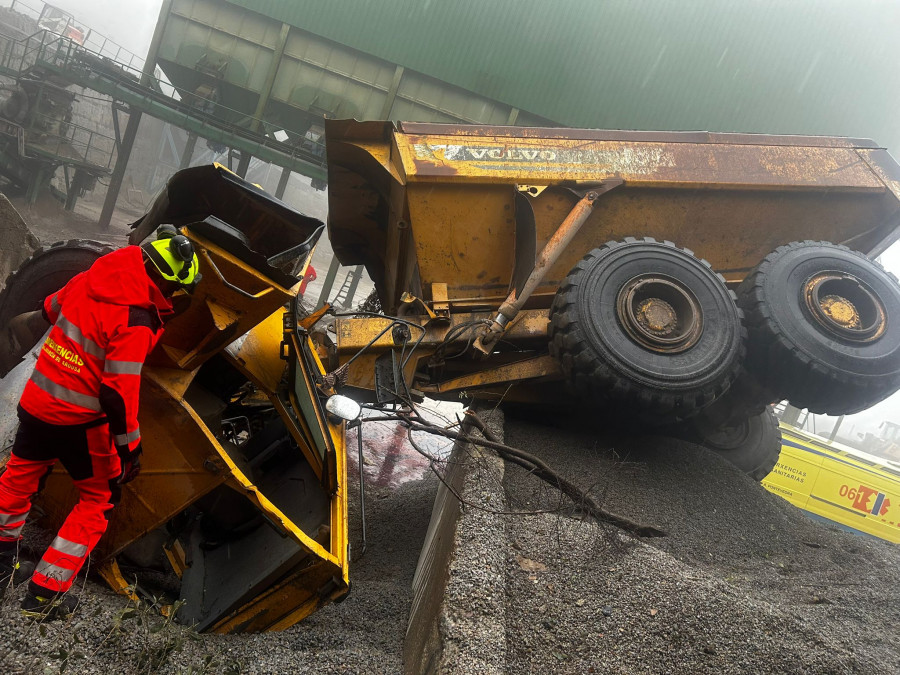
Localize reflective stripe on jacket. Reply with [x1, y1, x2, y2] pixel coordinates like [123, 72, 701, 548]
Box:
[20, 246, 172, 451]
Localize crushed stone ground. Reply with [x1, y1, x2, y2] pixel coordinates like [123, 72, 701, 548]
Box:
[502, 416, 900, 674]
[1, 407, 898, 673]
[0, 472, 437, 674]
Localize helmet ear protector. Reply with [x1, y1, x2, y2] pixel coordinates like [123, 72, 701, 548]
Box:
[141, 225, 202, 290]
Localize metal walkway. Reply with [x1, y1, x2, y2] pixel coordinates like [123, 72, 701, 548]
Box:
[0, 29, 328, 181]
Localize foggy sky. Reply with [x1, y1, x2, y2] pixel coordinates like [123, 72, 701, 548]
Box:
[50, 0, 162, 60]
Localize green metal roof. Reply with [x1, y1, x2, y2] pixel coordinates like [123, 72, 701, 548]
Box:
[224, 0, 900, 152]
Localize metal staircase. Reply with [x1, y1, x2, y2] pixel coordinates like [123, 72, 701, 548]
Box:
[0, 29, 328, 181]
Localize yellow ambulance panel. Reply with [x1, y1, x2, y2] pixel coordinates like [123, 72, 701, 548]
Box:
[763, 425, 900, 544]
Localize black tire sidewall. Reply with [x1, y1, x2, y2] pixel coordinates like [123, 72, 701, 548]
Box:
[574, 242, 743, 392]
[694, 407, 781, 479]
[0, 241, 112, 346]
[756, 245, 900, 378]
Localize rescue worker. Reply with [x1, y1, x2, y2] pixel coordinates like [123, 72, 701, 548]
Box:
[0, 227, 199, 620]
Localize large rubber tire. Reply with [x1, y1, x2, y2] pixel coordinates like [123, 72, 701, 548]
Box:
[549, 238, 746, 422]
[737, 241, 900, 414]
[0, 239, 113, 376]
[690, 406, 782, 481]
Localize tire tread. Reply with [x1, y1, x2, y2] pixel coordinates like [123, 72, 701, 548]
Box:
[549, 238, 746, 422]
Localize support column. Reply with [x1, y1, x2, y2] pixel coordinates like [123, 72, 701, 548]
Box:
[316, 257, 341, 309]
[236, 151, 252, 178]
[379, 65, 405, 119]
[828, 415, 845, 442]
[179, 132, 198, 169]
[25, 165, 48, 205]
[345, 265, 364, 307]
[98, 0, 173, 231]
[99, 110, 142, 230]
[64, 169, 86, 211]
[275, 166, 291, 199]
[252, 23, 290, 132]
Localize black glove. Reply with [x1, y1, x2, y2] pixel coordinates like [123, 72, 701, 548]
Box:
[117, 444, 143, 485]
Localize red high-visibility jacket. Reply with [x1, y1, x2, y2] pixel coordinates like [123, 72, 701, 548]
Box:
[19, 246, 172, 453]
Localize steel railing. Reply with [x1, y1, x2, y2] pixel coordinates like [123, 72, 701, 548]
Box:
[0, 5, 330, 172]
[2, 0, 144, 70]
[24, 109, 116, 168]
[0, 29, 328, 163]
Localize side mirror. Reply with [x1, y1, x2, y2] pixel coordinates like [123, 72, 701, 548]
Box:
[325, 395, 361, 422]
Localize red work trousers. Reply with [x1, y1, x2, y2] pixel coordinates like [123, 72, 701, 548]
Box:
[0, 408, 121, 593]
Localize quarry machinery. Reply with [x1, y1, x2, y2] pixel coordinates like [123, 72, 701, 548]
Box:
[324, 120, 900, 479]
[0, 165, 353, 632]
[4, 118, 900, 631]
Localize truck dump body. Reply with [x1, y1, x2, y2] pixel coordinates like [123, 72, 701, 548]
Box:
[327, 121, 900, 311]
[325, 120, 900, 433]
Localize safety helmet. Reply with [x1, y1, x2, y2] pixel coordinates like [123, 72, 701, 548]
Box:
[141, 226, 201, 287]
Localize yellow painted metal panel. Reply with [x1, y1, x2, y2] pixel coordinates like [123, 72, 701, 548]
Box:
[395, 133, 885, 190]
[327, 121, 900, 313]
[334, 309, 549, 353]
[35, 369, 231, 560]
[763, 426, 900, 544]
[150, 229, 295, 372]
[225, 309, 289, 393]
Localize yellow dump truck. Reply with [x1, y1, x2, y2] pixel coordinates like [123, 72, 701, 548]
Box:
[764, 425, 900, 544]
[0, 165, 357, 632]
[325, 120, 900, 478]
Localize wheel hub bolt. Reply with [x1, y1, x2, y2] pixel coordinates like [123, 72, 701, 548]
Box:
[636, 298, 677, 335]
[616, 275, 703, 353]
[803, 272, 886, 343]
[820, 295, 860, 329]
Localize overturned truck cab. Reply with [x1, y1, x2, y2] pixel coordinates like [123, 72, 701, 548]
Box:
[0, 165, 349, 632]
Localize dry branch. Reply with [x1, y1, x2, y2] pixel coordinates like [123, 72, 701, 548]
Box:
[394, 410, 666, 538]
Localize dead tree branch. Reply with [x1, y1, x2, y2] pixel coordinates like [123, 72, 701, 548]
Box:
[394, 410, 666, 538]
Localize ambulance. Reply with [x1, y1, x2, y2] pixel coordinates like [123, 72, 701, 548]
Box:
[763, 425, 900, 544]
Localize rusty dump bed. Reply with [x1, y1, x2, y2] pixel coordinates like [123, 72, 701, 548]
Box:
[326, 120, 900, 314]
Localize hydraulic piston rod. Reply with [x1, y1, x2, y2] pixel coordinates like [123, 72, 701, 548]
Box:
[473, 179, 623, 354]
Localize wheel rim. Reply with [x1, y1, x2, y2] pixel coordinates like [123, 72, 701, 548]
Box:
[803, 272, 887, 343]
[697, 417, 751, 451]
[616, 274, 703, 353]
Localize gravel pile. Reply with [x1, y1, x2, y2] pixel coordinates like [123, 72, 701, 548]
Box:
[0, 454, 439, 674]
[2, 410, 898, 674]
[502, 417, 900, 674]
